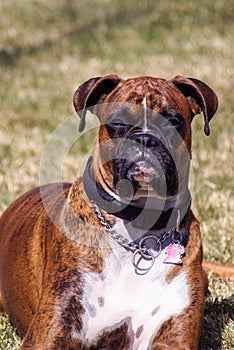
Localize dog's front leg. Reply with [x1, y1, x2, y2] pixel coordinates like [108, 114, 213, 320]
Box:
[20, 292, 86, 350]
[151, 309, 204, 350]
[151, 273, 205, 350]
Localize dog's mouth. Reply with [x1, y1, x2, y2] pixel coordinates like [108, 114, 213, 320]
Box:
[113, 132, 178, 200]
[128, 161, 155, 187]
[132, 161, 155, 183]
[115, 157, 177, 200]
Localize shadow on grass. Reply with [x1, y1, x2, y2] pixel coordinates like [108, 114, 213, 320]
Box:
[199, 295, 234, 349]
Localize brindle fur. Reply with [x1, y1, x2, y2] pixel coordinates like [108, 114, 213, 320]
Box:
[0, 75, 219, 349]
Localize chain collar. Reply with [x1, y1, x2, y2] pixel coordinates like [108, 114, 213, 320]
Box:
[91, 200, 186, 273]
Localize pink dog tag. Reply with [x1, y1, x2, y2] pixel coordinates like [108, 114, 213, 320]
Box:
[163, 243, 185, 264]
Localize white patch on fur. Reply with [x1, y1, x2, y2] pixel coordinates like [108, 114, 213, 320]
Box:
[78, 220, 190, 349]
[142, 96, 148, 131]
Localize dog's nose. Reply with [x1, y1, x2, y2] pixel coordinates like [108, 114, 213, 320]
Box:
[131, 132, 158, 148]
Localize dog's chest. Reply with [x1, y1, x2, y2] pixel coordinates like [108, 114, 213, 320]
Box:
[79, 248, 190, 349]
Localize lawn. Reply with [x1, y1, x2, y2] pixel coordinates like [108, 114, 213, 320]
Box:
[0, 0, 233, 349]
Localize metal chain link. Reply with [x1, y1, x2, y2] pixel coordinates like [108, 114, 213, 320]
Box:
[91, 200, 181, 273]
[91, 200, 138, 250]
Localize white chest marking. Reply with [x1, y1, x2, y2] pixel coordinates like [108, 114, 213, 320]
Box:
[79, 247, 190, 349]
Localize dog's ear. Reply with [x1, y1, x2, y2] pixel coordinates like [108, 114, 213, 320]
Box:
[172, 76, 218, 135]
[73, 74, 122, 132]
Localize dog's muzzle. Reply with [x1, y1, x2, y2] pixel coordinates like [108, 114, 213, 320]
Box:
[114, 131, 178, 198]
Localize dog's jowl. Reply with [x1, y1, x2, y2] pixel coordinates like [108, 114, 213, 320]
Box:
[0, 75, 218, 349]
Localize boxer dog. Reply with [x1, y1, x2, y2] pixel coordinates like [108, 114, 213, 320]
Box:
[0, 75, 221, 349]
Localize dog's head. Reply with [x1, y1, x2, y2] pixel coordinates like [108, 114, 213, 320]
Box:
[74, 75, 218, 205]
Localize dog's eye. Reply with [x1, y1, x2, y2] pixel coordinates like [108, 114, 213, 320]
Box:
[161, 113, 184, 130]
[107, 118, 130, 128]
[167, 116, 184, 128]
[161, 108, 185, 130]
[108, 119, 127, 126]
[106, 119, 132, 136]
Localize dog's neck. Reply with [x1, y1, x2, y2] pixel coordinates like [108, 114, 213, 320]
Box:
[83, 157, 191, 231]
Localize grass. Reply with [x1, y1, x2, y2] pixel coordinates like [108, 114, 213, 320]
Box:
[0, 0, 233, 348]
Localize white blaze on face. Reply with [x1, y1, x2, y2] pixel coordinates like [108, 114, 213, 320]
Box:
[142, 96, 148, 131]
